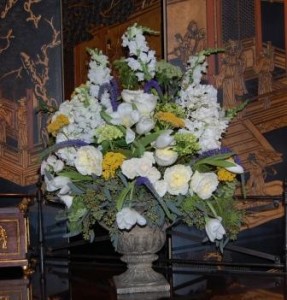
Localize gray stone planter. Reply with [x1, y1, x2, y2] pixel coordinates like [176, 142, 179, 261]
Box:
[113, 225, 170, 294]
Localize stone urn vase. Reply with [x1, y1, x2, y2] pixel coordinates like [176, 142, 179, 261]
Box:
[113, 225, 170, 294]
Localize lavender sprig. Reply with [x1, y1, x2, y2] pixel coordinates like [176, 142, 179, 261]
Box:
[41, 139, 89, 160]
[98, 81, 118, 112]
[144, 79, 163, 98]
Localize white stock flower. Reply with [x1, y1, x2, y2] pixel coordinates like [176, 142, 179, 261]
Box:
[75, 146, 103, 176]
[58, 194, 73, 209]
[205, 218, 226, 242]
[136, 117, 155, 135]
[164, 165, 193, 195]
[190, 171, 219, 200]
[155, 147, 178, 166]
[116, 207, 147, 230]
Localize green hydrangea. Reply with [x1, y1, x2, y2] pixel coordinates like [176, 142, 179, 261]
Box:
[156, 60, 182, 82]
[95, 124, 124, 143]
[158, 103, 186, 118]
[174, 132, 200, 155]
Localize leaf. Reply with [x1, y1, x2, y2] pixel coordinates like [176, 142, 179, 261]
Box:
[133, 141, 145, 157]
[59, 171, 93, 181]
[195, 154, 236, 169]
[67, 182, 85, 195]
[137, 131, 164, 147]
[117, 171, 129, 187]
[116, 184, 132, 211]
[166, 200, 182, 216]
[100, 110, 113, 123]
[103, 187, 112, 201]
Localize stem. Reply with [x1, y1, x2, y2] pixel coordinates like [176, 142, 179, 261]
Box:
[206, 200, 218, 218]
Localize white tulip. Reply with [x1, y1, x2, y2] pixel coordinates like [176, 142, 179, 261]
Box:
[45, 175, 71, 195]
[110, 103, 140, 128]
[136, 117, 155, 135]
[225, 162, 244, 174]
[116, 207, 147, 230]
[125, 128, 136, 144]
[58, 194, 73, 209]
[154, 130, 174, 148]
[205, 218, 226, 242]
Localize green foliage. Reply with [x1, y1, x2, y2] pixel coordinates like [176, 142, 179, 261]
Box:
[113, 58, 140, 89]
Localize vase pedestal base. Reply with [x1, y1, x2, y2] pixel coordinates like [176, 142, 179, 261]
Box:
[113, 273, 170, 294]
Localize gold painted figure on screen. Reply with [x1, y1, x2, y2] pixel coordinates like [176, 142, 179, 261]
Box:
[254, 42, 274, 95]
[0, 226, 8, 250]
[215, 40, 247, 108]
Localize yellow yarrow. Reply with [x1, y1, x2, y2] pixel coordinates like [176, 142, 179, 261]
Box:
[47, 114, 70, 136]
[155, 111, 185, 128]
[217, 168, 236, 182]
[102, 152, 126, 180]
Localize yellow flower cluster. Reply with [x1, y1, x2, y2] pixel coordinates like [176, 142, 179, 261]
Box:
[217, 168, 236, 182]
[47, 114, 70, 136]
[102, 152, 126, 180]
[155, 111, 185, 128]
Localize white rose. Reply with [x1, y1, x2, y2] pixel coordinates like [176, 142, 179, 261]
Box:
[116, 207, 147, 230]
[75, 146, 103, 176]
[205, 218, 226, 242]
[145, 167, 161, 184]
[164, 165, 193, 195]
[153, 180, 167, 197]
[137, 156, 153, 174]
[155, 148, 178, 166]
[142, 151, 155, 164]
[190, 171, 219, 200]
[121, 158, 138, 179]
[136, 117, 155, 135]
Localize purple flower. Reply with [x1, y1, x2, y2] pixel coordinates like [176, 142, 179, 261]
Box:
[98, 81, 118, 111]
[144, 79, 163, 97]
[136, 176, 151, 187]
[41, 139, 89, 160]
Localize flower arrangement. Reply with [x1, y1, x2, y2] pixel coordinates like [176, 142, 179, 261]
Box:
[41, 23, 246, 251]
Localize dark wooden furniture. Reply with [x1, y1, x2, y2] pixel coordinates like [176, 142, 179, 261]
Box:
[0, 194, 33, 271]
